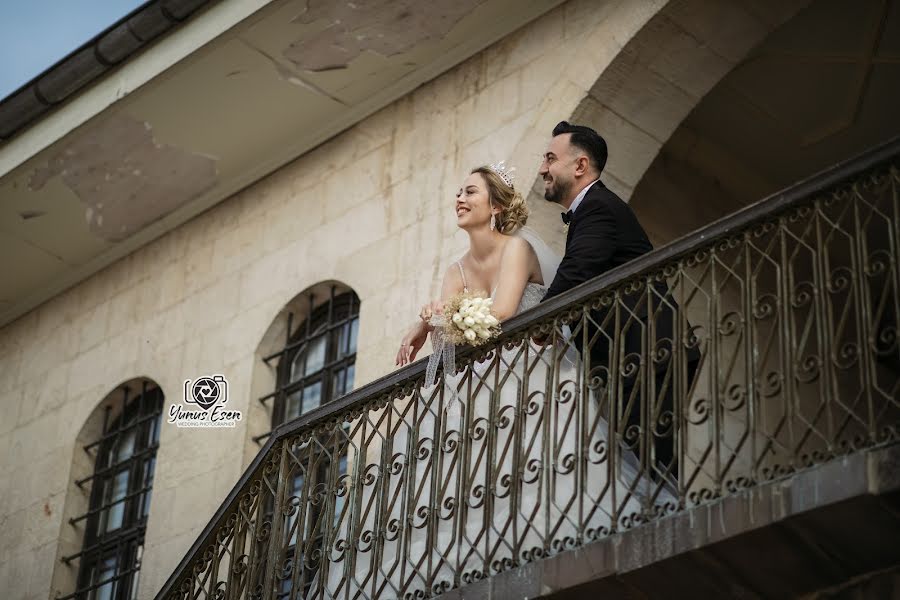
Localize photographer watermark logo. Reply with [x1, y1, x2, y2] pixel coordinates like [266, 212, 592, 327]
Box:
[168, 374, 242, 427]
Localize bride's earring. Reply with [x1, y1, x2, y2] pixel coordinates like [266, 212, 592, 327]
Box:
[490, 214, 496, 231]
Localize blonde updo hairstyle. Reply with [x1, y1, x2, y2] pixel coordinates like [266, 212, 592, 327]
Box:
[472, 165, 529, 234]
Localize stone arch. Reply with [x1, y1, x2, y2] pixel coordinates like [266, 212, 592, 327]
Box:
[51, 376, 165, 599]
[509, 0, 809, 251]
[243, 280, 360, 465]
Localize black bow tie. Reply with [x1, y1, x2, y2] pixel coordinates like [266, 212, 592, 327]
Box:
[561, 210, 574, 225]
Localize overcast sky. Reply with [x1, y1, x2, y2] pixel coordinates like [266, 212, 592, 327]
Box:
[0, 0, 146, 100]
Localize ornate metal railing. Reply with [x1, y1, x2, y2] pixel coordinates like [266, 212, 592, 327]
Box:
[157, 138, 900, 600]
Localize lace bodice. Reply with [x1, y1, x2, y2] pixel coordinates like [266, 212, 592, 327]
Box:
[456, 261, 545, 316]
[516, 282, 547, 314]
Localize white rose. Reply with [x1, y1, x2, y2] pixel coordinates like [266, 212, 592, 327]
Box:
[464, 329, 477, 341]
[460, 299, 471, 311]
[463, 316, 475, 327]
[472, 314, 484, 324]
[451, 313, 463, 324]
[477, 328, 491, 339]
[484, 315, 499, 327]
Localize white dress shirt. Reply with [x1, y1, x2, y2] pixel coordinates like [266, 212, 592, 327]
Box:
[568, 178, 600, 215]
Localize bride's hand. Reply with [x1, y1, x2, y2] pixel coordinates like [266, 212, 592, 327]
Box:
[396, 321, 429, 366]
[418, 300, 444, 326]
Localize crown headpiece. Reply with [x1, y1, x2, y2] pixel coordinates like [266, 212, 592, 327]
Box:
[489, 160, 516, 189]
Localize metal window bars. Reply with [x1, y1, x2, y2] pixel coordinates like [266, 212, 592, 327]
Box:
[64, 382, 163, 600]
[157, 138, 900, 600]
[253, 289, 360, 444]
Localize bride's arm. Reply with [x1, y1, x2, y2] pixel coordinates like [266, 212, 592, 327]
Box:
[492, 237, 537, 321]
[396, 263, 467, 365]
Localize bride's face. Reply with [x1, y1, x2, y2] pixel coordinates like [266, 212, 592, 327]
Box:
[455, 173, 494, 230]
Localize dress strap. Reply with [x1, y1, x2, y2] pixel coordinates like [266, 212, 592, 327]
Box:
[456, 261, 469, 293]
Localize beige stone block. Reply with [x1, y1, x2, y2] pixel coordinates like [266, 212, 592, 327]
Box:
[645, 16, 734, 100]
[28, 542, 58, 598]
[75, 300, 110, 354]
[320, 199, 390, 262]
[589, 55, 697, 144]
[221, 306, 269, 369]
[484, 1, 565, 83]
[384, 176, 424, 235]
[346, 105, 399, 160]
[323, 147, 389, 223]
[0, 347, 22, 395]
[457, 71, 522, 148]
[237, 246, 295, 313]
[212, 212, 269, 275]
[153, 261, 188, 313]
[562, 0, 626, 41]
[572, 96, 661, 189]
[182, 241, 216, 298]
[18, 363, 69, 426]
[666, 0, 768, 64]
[135, 340, 186, 397]
[102, 331, 142, 379]
[385, 98, 416, 187]
[2, 553, 30, 600]
[33, 293, 75, 343]
[106, 285, 140, 338]
[182, 278, 237, 341]
[460, 110, 539, 179]
[66, 340, 115, 399]
[179, 326, 227, 379]
[22, 493, 66, 551]
[139, 529, 196, 599]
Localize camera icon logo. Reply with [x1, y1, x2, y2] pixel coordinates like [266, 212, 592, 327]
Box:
[184, 375, 228, 411]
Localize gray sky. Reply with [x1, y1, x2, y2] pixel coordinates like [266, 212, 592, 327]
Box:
[0, 0, 146, 100]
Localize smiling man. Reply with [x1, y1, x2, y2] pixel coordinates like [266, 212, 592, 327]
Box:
[539, 120, 699, 484]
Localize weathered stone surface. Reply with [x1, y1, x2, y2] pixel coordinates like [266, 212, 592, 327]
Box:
[435, 446, 900, 600]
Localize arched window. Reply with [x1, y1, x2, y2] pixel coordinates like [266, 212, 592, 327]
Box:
[60, 381, 163, 600]
[254, 284, 360, 598]
[268, 287, 360, 428]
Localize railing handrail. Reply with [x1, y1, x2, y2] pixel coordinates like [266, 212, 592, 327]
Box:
[155, 134, 900, 599]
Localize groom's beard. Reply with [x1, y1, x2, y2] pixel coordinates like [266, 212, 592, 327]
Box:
[543, 177, 571, 204]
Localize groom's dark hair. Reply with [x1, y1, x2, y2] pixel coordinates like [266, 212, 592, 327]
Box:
[552, 121, 607, 175]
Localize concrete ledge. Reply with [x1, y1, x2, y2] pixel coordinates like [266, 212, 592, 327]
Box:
[438, 443, 900, 599]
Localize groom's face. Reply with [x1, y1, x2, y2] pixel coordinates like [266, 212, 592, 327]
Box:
[540, 134, 576, 204]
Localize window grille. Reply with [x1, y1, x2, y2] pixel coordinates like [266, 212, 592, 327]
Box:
[258, 287, 360, 597]
[61, 381, 163, 600]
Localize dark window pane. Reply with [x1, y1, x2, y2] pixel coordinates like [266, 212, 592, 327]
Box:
[304, 335, 327, 376]
[285, 390, 303, 421]
[99, 469, 129, 534]
[302, 381, 322, 413]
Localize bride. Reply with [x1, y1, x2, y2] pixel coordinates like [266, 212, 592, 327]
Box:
[310, 164, 664, 599]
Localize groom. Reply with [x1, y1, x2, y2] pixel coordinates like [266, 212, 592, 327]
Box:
[540, 121, 698, 483]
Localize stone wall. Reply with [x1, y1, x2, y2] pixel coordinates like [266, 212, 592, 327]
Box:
[0, 1, 681, 598]
[0, 0, 815, 597]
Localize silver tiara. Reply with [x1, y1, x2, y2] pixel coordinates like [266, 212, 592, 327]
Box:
[489, 160, 516, 189]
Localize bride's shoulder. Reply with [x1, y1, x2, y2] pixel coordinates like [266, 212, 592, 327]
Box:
[501, 235, 537, 261]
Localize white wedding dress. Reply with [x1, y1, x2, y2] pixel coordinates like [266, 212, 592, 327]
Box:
[310, 232, 670, 599]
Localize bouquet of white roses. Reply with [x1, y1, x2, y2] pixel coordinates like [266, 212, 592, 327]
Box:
[439, 291, 501, 346]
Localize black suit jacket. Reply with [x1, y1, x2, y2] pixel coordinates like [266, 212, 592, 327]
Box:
[542, 181, 693, 376]
[544, 181, 653, 300]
